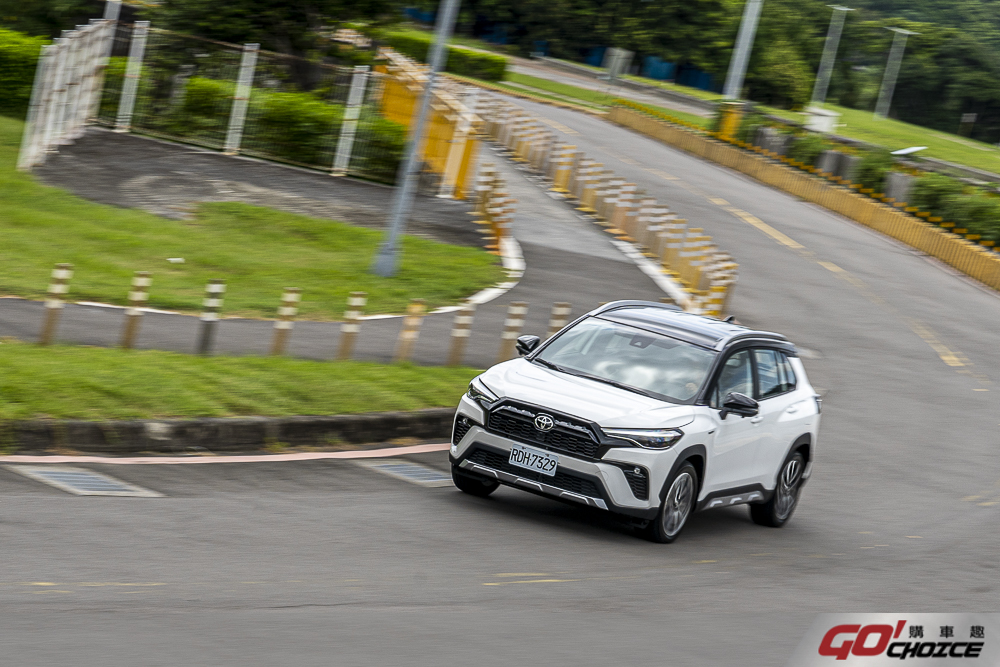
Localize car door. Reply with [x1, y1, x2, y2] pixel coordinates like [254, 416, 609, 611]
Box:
[751, 349, 810, 486]
[704, 349, 764, 493]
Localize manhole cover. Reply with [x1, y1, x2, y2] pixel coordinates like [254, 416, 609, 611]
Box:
[5, 466, 163, 497]
[354, 460, 453, 487]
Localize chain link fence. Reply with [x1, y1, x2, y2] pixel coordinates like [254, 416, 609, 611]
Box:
[94, 25, 404, 183]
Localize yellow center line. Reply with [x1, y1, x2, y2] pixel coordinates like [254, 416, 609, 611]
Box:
[482, 579, 581, 586]
[644, 168, 679, 181]
[537, 116, 578, 135]
[724, 207, 804, 249]
[494, 573, 549, 577]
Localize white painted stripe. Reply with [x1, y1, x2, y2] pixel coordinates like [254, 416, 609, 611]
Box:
[53, 269, 72, 280]
[203, 298, 221, 308]
[348, 297, 366, 306]
[454, 316, 473, 325]
[48, 284, 68, 294]
[0, 442, 451, 465]
[45, 299, 64, 309]
[126, 307, 141, 316]
[200, 313, 219, 322]
[133, 277, 151, 287]
[451, 329, 471, 338]
[274, 320, 293, 330]
[128, 291, 148, 301]
[278, 307, 297, 317]
[207, 284, 226, 294]
[285, 293, 301, 302]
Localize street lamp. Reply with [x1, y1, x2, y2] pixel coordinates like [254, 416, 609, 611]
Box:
[372, 0, 461, 277]
[810, 5, 854, 107]
[723, 0, 764, 100]
[874, 27, 918, 120]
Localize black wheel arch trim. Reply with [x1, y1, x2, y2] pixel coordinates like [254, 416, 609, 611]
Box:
[657, 444, 707, 504]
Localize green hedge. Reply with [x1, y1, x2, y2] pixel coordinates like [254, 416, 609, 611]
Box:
[386, 32, 507, 81]
[0, 29, 47, 117]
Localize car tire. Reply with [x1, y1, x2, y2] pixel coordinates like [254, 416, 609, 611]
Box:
[644, 462, 698, 544]
[750, 452, 805, 528]
[452, 465, 500, 498]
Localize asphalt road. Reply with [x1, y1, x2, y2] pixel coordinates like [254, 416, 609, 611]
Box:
[4, 101, 1000, 665]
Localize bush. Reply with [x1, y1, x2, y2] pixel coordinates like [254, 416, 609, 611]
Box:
[855, 148, 895, 192]
[386, 32, 508, 81]
[940, 193, 1000, 242]
[249, 91, 343, 166]
[0, 29, 47, 118]
[788, 134, 831, 166]
[909, 172, 964, 216]
[350, 115, 406, 183]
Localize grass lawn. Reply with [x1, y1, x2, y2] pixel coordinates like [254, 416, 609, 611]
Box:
[0, 115, 504, 319]
[820, 104, 1000, 174]
[0, 341, 476, 421]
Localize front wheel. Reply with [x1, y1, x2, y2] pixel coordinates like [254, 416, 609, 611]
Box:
[750, 452, 805, 527]
[644, 462, 698, 543]
[452, 465, 499, 498]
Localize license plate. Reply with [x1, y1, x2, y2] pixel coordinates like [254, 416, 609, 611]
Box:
[508, 444, 558, 477]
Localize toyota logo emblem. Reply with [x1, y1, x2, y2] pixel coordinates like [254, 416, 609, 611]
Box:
[533, 414, 555, 431]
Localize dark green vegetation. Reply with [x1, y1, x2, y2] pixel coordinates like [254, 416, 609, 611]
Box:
[386, 30, 507, 80]
[0, 340, 477, 420]
[0, 28, 46, 116]
[0, 115, 503, 318]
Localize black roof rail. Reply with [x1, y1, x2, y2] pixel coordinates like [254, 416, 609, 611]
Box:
[590, 300, 683, 316]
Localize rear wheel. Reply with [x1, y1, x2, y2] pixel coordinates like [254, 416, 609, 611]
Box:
[452, 464, 499, 498]
[644, 462, 697, 543]
[750, 452, 805, 527]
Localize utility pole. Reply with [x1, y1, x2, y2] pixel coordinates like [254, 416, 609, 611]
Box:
[874, 27, 918, 120]
[810, 5, 854, 106]
[372, 0, 461, 277]
[723, 0, 764, 100]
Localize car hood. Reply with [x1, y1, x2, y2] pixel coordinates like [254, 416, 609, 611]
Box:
[479, 359, 696, 429]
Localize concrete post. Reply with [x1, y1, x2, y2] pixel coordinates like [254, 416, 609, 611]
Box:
[115, 21, 150, 132]
[224, 43, 259, 155]
[332, 65, 370, 175]
[120, 271, 151, 349]
[39, 264, 73, 345]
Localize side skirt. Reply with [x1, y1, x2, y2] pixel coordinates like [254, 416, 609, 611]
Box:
[696, 484, 772, 513]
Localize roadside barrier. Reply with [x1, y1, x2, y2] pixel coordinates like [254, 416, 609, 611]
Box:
[471, 162, 516, 254]
[337, 291, 367, 360]
[476, 95, 739, 317]
[197, 279, 225, 356]
[24, 268, 601, 365]
[497, 301, 528, 362]
[270, 287, 301, 356]
[608, 103, 1000, 294]
[546, 303, 572, 339]
[447, 303, 476, 366]
[120, 271, 151, 349]
[39, 263, 73, 346]
[394, 298, 426, 363]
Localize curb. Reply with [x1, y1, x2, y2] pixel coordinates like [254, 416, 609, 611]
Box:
[444, 73, 608, 118]
[1, 408, 457, 455]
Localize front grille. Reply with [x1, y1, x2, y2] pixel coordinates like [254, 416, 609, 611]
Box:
[487, 404, 600, 459]
[466, 448, 601, 499]
[453, 415, 473, 445]
[608, 462, 649, 500]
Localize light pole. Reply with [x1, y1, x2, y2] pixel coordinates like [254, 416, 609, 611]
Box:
[874, 27, 918, 120]
[723, 0, 764, 100]
[810, 5, 854, 107]
[372, 0, 461, 277]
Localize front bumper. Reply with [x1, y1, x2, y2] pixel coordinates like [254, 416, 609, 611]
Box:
[451, 396, 664, 520]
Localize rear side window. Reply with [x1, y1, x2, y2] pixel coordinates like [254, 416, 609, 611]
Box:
[754, 349, 796, 398]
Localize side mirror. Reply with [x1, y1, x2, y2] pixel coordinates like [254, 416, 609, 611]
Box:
[516, 335, 541, 356]
[719, 392, 759, 420]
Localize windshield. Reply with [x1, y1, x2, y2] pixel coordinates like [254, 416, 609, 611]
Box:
[534, 316, 716, 403]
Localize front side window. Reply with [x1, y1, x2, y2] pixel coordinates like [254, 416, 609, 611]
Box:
[534, 317, 716, 403]
[709, 349, 753, 408]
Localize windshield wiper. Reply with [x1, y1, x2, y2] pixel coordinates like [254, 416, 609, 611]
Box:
[534, 359, 661, 400]
[532, 357, 565, 372]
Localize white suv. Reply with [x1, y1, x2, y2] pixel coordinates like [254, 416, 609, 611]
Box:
[450, 301, 821, 543]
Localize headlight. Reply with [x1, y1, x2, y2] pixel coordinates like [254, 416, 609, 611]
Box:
[467, 378, 499, 406]
[604, 428, 683, 450]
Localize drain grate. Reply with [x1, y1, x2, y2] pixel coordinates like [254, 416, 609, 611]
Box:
[354, 459, 454, 488]
[5, 465, 164, 497]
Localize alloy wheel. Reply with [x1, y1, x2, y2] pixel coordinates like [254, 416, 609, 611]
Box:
[774, 458, 802, 520]
[662, 471, 694, 537]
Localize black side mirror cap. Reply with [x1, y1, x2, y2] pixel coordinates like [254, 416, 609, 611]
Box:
[719, 391, 759, 419]
[515, 335, 541, 356]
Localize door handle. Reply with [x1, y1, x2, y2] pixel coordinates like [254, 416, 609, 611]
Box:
[750, 416, 763, 424]
[786, 406, 799, 414]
